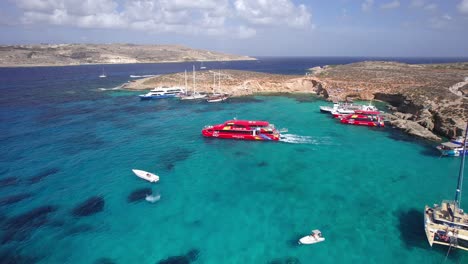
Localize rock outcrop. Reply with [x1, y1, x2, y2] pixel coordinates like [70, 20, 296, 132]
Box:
[307, 61, 468, 139]
[123, 61, 468, 140]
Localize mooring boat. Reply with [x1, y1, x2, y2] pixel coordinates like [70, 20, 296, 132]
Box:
[202, 120, 280, 141]
[206, 94, 228, 103]
[139, 87, 185, 100]
[436, 136, 468, 157]
[132, 169, 160, 183]
[298, 230, 325, 245]
[339, 111, 384, 127]
[424, 123, 468, 251]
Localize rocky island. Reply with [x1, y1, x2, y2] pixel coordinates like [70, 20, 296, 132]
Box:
[0, 43, 254, 67]
[123, 61, 468, 140]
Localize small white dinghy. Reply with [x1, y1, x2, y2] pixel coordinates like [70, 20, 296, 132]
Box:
[132, 169, 159, 183]
[298, 230, 325, 245]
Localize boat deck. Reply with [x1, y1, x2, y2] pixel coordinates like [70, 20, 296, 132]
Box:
[432, 201, 468, 228]
[425, 202, 468, 251]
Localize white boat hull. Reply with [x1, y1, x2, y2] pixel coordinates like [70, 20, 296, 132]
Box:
[132, 169, 160, 183]
[298, 235, 325, 244]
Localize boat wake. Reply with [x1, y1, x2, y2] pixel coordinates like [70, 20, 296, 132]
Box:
[130, 74, 157, 78]
[280, 134, 316, 144]
[280, 134, 334, 145]
[145, 194, 161, 203]
[98, 85, 122, 91]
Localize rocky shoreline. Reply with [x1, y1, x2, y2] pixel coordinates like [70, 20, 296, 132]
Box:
[122, 62, 468, 141]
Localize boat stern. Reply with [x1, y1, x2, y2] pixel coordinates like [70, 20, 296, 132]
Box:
[201, 125, 215, 138]
[424, 205, 435, 247]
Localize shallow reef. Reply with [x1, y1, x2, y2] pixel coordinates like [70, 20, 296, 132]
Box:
[127, 188, 152, 203]
[71, 196, 104, 217]
[156, 249, 199, 264]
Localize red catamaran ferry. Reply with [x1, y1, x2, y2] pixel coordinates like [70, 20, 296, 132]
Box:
[202, 120, 280, 141]
[340, 111, 385, 127]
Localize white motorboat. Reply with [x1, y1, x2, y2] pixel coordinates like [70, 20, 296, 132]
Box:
[319, 103, 340, 113]
[132, 169, 160, 183]
[139, 86, 185, 100]
[298, 230, 325, 245]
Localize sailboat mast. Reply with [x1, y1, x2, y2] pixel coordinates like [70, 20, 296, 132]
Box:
[185, 70, 187, 90]
[192, 65, 195, 93]
[455, 121, 468, 209]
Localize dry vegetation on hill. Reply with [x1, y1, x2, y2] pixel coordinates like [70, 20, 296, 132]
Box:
[0, 44, 255, 67]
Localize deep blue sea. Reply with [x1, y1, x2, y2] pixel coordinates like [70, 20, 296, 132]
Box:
[1, 57, 467, 263]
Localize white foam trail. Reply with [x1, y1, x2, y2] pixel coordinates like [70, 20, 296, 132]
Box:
[130, 74, 157, 78]
[145, 194, 161, 203]
[280, 134, 316, 144]
[98, 85, 122, 91]
[280, 134, 336, 145]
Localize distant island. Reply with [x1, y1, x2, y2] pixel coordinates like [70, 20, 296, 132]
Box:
[0, 43, 255, 67]
[123, 61, 468, 141]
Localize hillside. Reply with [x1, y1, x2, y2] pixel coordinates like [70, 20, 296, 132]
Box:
[0, 43, 255, 67]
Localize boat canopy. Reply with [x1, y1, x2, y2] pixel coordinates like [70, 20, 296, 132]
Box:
[312, 230, 322, 235]
[224, 120, 269, 127]
[441, 142, 462, 148]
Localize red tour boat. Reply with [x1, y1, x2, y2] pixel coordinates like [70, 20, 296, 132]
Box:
[202, 120, 280, 141]
[340, 111, 385, 127]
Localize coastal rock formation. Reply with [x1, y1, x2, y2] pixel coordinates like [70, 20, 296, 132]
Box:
[309, 61, 468, 139]
[122, 70, 313, 96]
[122, 61, 468, 140]
[0, 44, 254, 67]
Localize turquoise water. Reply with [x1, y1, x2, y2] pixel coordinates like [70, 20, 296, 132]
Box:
[1, 63, 467, 263]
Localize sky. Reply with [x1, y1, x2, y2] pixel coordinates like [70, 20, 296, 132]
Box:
[1, 0, 468, 57]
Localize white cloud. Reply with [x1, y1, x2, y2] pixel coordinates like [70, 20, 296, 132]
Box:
[380, 1, 400, 10]
[429, 16, 450, 29]
[236, 25, 256, 38]
[459, 0, 468, 14]
[234, 0, 312, 28]
[361, 0, 374, 12]
[410, 0, 425, 8]
[12, 0, 314, 39]
[423, 3, 437, 11]
[16, 0, 118, 16]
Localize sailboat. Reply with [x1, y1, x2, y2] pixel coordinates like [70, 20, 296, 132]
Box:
[424, 122, 468, 251]
[99, 68, 107, 78]
[200, 61, 207, 70]
[179, 65, 206, 100]
[207, 71, 228, 103]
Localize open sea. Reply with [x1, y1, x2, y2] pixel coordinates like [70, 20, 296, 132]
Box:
[1, 57, 467, 263]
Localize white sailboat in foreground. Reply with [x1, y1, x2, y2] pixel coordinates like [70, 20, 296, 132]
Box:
[424, 122, 468, 251]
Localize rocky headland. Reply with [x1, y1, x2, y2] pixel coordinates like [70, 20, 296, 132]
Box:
[0, 44, 254, 67]
[123, 61, 468, 141]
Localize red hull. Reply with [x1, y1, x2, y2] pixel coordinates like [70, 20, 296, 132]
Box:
[340, 112, 385, 127]
[202, 120, 280, 141]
